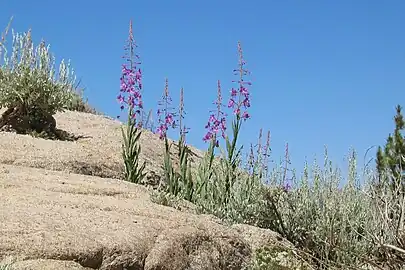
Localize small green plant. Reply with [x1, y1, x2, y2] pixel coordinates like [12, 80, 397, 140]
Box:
[117, 20, 146, 184]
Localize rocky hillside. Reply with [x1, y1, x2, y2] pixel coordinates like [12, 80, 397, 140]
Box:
[0, 108, 205, 183]
[0, 110, 307, 270]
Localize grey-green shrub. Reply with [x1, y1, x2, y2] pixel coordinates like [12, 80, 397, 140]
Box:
[266, 149, 375, 268]
[65, 87, 98, 114]
[0, 28, 76, 115]
[190, 143, 404, 268]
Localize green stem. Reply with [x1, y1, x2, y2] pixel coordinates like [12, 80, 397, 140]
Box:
[224, 115, 242, 204]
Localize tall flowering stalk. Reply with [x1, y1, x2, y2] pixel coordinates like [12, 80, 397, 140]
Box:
[247, 128, 272, 180]
[156, 78, 182, 195]
[203, 80, 227, 147]
[117, 20, 146, 184]
[117, 20, 143, 124]
[178, 87, 190, 142]
[228, 41, 251, 120]
[240, 129, 271, 213]
[177, 87, 194, 201]
[144, 108, 155, 132]
[263, 130, 271, 178]
[156, 78, 176, 139]
[196, 41, 252, 208]
[246, 129, 263, 177]
[195, 80, 227, 201]
[155, 82, 194, 200]
[282, 143, 292, 192]
[222, 41, 252, 203]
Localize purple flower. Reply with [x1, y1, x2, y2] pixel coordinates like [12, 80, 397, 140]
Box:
[203, 80, 227, 146]
[242, 111, 250, 120]
[165, 113, 174, 125]
[117, 94, 125, 105]
[283, 182, 291, 192]
[240, 86, 248, 96]
[242, 97, 250, 108]
[156, 78, 177, 140]
[117, 21, 143, 124]
[282, 178, 292, 192]
[230, 88, 237, 97]
[228, 99, 235, 108]
[227, 41, 251, 121]
[203, 131, 213, 142]
[156, 125, 167, 139]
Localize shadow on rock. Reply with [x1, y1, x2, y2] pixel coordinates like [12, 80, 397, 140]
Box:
[0, 105, 90, 141]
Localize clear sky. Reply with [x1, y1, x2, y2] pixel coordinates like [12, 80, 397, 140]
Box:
[1, 0, 404, 176]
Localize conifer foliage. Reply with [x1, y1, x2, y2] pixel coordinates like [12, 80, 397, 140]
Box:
[376, 105, 405, 194]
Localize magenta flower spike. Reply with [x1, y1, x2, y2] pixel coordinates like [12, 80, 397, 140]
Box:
[117, 20, 143, 127]
[228, 41, 251, 121]
[156, 78, 177, 139]
[203, 80, 227, 146]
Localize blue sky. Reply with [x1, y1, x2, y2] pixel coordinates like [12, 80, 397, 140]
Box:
[1, 0, 405, 176]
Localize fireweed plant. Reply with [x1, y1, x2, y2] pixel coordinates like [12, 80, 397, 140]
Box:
[117, 20, 146, 184]
[194, 80, 226, 204]
[221, 41, 252, 205]
[193, 42, 256, 216]
[176, 87, 194, 200]
[203, 80, 227, 145]
[156, 79, 182, 195]
[154, 80, 194, 200]
[156, 78, 177, 138]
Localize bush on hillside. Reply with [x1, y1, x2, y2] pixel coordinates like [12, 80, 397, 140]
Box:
[65, 87, 98, 114]
[0, 20, 78, 139]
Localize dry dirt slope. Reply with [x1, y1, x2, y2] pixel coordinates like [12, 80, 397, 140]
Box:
[0, 110, 303, 270]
